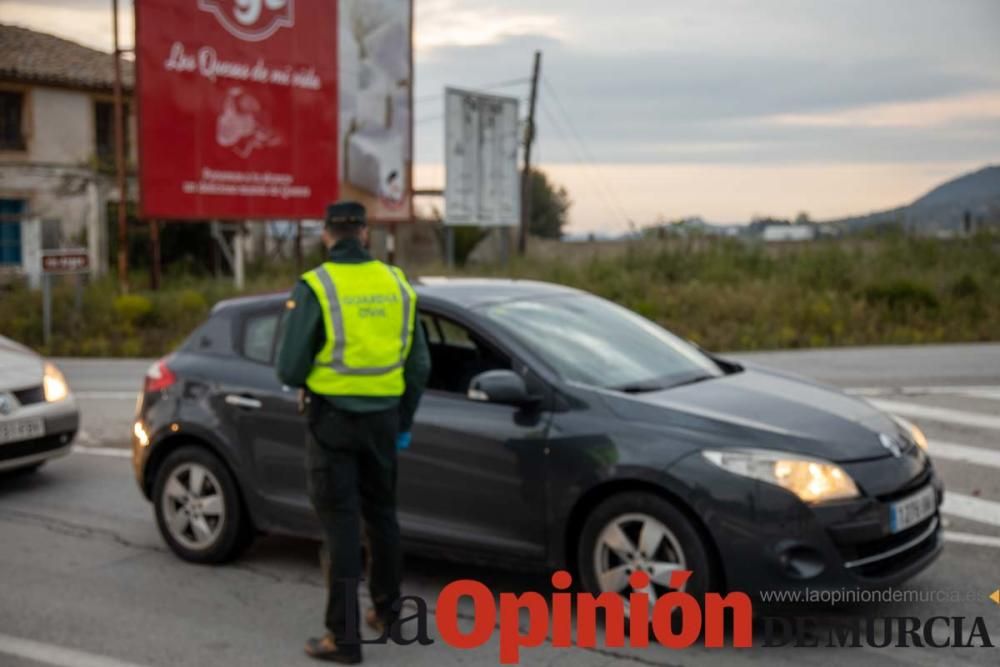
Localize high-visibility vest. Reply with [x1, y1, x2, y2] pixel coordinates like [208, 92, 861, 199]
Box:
[301, 261, 417, 397]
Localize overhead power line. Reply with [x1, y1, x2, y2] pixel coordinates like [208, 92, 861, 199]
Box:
[539, 76, 634, 229]
[539, 100, 624, 230]
[413, 77, 531, 105]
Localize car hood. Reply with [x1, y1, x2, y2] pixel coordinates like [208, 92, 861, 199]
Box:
[0, 336, 43, 391]
[600, 365, 899, 462]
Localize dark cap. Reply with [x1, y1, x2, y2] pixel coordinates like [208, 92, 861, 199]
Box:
[325, 201, 367, 227]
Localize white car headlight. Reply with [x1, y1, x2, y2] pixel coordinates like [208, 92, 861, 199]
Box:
[703, 448, 860, 504]
[43, 362, 70, 402]
[892, 415, 928, 451]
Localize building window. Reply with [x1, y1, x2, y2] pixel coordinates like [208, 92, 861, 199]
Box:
[0, 199, 25, 266]
[0, 91, 26, 151]
[95, 100, 128, 165]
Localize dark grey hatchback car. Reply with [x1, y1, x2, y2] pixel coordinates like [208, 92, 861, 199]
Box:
[132, 278, 943, 604]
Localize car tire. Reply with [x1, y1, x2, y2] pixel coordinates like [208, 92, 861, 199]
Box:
[152, 445, 252, 564]
[577, 492, 716, 613]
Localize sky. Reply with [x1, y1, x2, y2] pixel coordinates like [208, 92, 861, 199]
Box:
[2, 0, 999, 233]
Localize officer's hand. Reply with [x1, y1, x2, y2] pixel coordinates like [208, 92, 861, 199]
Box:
[396, 432, 412, 451]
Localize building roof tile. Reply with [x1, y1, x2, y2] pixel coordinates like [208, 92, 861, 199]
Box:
[0, 23, 133, 91]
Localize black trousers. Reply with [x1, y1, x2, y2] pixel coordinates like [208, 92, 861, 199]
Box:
[306, 402, 401, 640]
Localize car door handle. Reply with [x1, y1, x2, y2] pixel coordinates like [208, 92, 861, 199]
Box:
[225, 394, 263, 410]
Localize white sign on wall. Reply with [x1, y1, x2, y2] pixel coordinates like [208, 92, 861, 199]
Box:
[444, 88, 520, 227]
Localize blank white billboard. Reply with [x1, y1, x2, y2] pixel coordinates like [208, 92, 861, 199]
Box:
[444, 88, 520, 227]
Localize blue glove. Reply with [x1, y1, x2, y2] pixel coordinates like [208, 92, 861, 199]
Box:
[396, 432, 412, 451]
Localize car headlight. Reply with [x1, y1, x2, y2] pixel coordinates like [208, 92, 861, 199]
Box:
[43, 362, 70, 402]
[892, 415, 928, 451]
[703, 448, 860, 504]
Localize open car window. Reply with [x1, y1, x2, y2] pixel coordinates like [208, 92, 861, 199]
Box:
[420, 312, 512, 395]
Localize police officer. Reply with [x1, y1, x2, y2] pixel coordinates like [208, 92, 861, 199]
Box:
[276, 202, 430, 663]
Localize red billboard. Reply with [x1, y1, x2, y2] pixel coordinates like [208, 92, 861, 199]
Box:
[136, 0, 338, 220]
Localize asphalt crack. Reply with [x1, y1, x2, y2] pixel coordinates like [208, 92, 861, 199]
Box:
[0, 507, 164, 554]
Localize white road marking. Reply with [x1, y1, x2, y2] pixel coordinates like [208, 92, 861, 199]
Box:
[869, 398, 1000, 431]
[849, 385, 1000, 401]
[945, 531, 1000, 549]
[930, 441, 1000, 469]
[75, 430, 97, 446]
[72, 446, 131, 459]
[941, 492, 1000, 528]
[74, 391, 137, 400]
[0, 633, 148, 667]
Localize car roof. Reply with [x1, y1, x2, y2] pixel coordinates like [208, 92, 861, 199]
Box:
[210, 277, 583, 315]
[412, 277, 582, 308]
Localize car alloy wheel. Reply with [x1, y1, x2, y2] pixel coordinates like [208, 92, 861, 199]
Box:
[593, 512, 687, 613]
[578, 492, 715, 616]
[153, 446, 254, 564]
[161, 462, 226, 551]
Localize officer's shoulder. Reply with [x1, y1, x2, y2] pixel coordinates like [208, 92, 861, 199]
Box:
[289, 279, 318, 303]
[380, 261, 408, 277]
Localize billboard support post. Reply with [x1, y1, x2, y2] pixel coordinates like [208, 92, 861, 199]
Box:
[233, 224, 245, 291]
[149, 220, 161, 290]
[295, 221, 303, 272]
[518, 51, 542, 256]
[445, 227, 455, 269]
[112, 0, 129, 291]
[42, 274, 52, 348]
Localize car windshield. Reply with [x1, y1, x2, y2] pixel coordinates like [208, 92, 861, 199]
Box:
[480, 294, 724, 391]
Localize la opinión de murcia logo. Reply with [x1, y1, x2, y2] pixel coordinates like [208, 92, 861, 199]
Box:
[198, 0, 295, 42]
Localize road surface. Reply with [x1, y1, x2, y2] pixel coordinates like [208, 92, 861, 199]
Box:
[1, 345, 999, 666]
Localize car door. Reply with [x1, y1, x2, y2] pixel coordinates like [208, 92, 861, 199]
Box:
[227, 306, 315, 532]
[398, 310, 552, 561]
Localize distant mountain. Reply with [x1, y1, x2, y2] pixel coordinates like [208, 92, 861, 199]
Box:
[830, 165, 1000, 234]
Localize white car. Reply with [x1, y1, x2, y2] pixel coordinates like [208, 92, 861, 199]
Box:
[0, 336, 79, 473]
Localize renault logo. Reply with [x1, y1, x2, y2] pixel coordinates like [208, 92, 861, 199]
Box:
[880, 433, 904, 458]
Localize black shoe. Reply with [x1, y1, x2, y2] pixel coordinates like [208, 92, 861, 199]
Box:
[304, 634, 362, 664]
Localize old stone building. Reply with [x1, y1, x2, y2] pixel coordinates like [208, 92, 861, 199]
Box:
[0, 24, 136, 282]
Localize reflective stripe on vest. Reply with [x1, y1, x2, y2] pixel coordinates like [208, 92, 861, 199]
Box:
[302, 261, 416, 397]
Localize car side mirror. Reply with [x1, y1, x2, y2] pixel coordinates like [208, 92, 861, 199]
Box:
[467, 370, 538, 407]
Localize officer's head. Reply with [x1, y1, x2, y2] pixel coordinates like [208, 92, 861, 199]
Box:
[322, 201, 368, 248]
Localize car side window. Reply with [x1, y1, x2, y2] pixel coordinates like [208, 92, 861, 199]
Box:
[437, 318, 475, 349]
[421, 312, 512, 395]
[419, 314, 441, 344]
[242, 311, 281, 365]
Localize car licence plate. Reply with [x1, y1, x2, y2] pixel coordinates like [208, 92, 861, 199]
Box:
[889, 485, 936, 534]
[0, 417, 45, 445]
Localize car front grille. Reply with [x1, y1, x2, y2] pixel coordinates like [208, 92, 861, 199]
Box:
[0, 434, 70, 462]
[13, 385, 45, 406]
[876, 467, 932, 504]
[837, 514, 939, 579]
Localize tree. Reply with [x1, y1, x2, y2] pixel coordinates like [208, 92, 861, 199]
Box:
[528, 169, 572, 239]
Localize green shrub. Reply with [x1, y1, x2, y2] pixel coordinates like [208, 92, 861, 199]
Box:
[1, 236, 997, 356]
[862, 280, 939, 312]
[951, 274, 981, 300]
[114, 294, 154, 326]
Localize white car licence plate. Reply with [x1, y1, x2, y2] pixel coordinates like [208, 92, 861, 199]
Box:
[0, 417, 46, 445]
[889, 485, 936, 534]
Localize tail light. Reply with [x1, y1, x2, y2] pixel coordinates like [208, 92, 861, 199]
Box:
[145, 358, 177, 393]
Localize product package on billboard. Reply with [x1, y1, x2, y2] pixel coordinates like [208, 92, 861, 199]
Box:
[338, 0, 412, 222]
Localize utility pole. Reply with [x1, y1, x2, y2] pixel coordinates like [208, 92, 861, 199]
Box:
[518, 50, 542, 256]
[112, 0, 129, 291]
